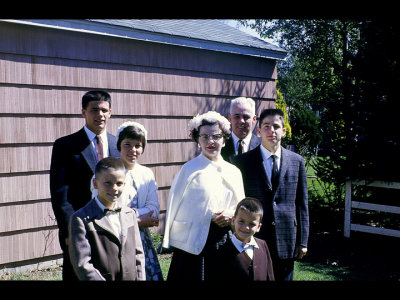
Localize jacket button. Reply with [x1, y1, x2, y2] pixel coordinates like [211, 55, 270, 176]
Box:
[271, 221, 275, 226]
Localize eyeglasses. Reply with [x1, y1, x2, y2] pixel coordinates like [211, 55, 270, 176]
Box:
[199, 134, 224, 141]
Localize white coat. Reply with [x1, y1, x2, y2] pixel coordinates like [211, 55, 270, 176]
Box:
[162, 153, 245, 255]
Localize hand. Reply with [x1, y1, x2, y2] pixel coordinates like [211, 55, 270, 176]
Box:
[212, 211, 231, 228]
[137, 210, 159, 227]
[294, 246, 307, 260]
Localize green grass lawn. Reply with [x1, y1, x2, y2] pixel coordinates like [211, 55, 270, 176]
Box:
[158, 253, 348, 281]
[0, 255, 345, 281]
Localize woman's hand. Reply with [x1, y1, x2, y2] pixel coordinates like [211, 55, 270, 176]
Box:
[137, 210, 159, 227]
[212, 211, 231, 228]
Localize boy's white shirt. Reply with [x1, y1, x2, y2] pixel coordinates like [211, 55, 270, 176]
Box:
[94, 196, 121, 240]
[230, 231, 259, 260]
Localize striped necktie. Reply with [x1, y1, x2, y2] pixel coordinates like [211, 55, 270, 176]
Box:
[96, 135, 104, 162]
[238, 139, 243, 154]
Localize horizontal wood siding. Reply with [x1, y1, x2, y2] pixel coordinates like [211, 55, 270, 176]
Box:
[0, 21, 277, 267]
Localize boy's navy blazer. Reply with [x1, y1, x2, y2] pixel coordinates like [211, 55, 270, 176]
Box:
[221, 133, 261, 163]
[50, 127, 120, 249]
[232, 145, 309, 260]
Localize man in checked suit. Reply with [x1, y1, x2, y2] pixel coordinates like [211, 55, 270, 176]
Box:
[221, 97, 261, 163]
[232, 108, 309, 281]
[50, 90, 120, 281]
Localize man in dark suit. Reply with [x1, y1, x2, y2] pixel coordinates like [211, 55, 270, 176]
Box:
[232, 108, 309, 281]
[221, 97, 261, 162]
[50, 90, 120, 281]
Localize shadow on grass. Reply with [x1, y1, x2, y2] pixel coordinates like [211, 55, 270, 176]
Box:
[304, 204, 400, 281]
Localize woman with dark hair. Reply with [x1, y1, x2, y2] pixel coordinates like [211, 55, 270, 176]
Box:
[90, 121, 163, 280]
[116, 121, 163, 281]
[162, 111, 245, 280]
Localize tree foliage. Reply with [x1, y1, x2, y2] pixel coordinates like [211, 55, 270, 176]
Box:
[275, 88, 292, 140]
[239, 19, 400, 204]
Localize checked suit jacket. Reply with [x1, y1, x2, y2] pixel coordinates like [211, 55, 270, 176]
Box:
[232, 145, 309, 260]
[50, 127, 120, 251]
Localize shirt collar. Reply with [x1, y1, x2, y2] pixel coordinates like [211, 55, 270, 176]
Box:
[260, 144, 282, 161]
[84, 125, 107, 141]
[94, 196, 107, 211]
[95, 196, 119, 212]
[232, 132, 252, 146]
[230, 231, 259, 251]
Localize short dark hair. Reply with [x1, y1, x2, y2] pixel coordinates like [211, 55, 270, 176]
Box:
[95, 157, 125, 177]
[117, 126, 147, 152]
[258, 108, 285, 128]
[234, 197, 263, 219]
[82, 90, 112, 110]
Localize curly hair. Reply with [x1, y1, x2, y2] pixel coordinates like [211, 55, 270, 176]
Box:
[188, 111, 231, 142]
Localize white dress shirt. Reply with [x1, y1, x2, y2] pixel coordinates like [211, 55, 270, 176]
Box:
[259, 145, 281, 182]
[231, 132, 253, 154]
[84, 126, 109, 159]
[230, 232, 259, 260]
[94, 196, 121, 240]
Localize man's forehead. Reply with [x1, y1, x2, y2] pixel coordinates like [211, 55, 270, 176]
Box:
[261, 115, 283, 124]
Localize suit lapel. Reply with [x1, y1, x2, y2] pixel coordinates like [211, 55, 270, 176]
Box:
[248, 134, 261, 151]
[253, 146, 272, 191]
[107, 133, 120, 158]
[82, 143, 97, 173]
[81, 131, 119, 173]
[77, 128, 97, 173]
[225, 137, 234, 153]
[221, 137, 235, 162]
[119, 207, 132, 247]
[89, 200, 121, 244]
[277, 147, 289, 190]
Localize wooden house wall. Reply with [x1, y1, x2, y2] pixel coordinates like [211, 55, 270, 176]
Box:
[0, 21, 277, 267]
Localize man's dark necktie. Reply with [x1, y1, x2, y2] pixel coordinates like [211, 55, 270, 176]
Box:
[238, 139, 243, 154]
[96, 135, 104, 162]
[271, 154, 279, 189]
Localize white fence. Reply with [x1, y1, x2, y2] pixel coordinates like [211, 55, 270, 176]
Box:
[344, 180, 400, 238]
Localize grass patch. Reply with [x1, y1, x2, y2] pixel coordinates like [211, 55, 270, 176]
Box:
[294, 261, 349, 281]
[157, 253, 172, 281]
[0, 266, 62, 281]
[1, 258, 347, 281]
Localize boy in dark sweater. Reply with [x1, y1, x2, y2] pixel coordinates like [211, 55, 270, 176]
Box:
[211, 197, 275, 281]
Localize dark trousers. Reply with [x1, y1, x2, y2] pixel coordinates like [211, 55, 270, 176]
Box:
[271, 256, 295, 281]
[62, 248, 79, 281]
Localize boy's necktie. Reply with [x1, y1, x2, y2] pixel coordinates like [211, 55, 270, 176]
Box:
[104, 207, 122, 215]
[271, 154, 279, 189]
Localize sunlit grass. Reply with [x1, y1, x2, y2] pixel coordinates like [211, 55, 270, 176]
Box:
[294, 261, 349, 281]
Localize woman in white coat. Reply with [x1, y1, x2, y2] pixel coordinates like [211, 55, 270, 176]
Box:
[163, 111, 245, 280]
